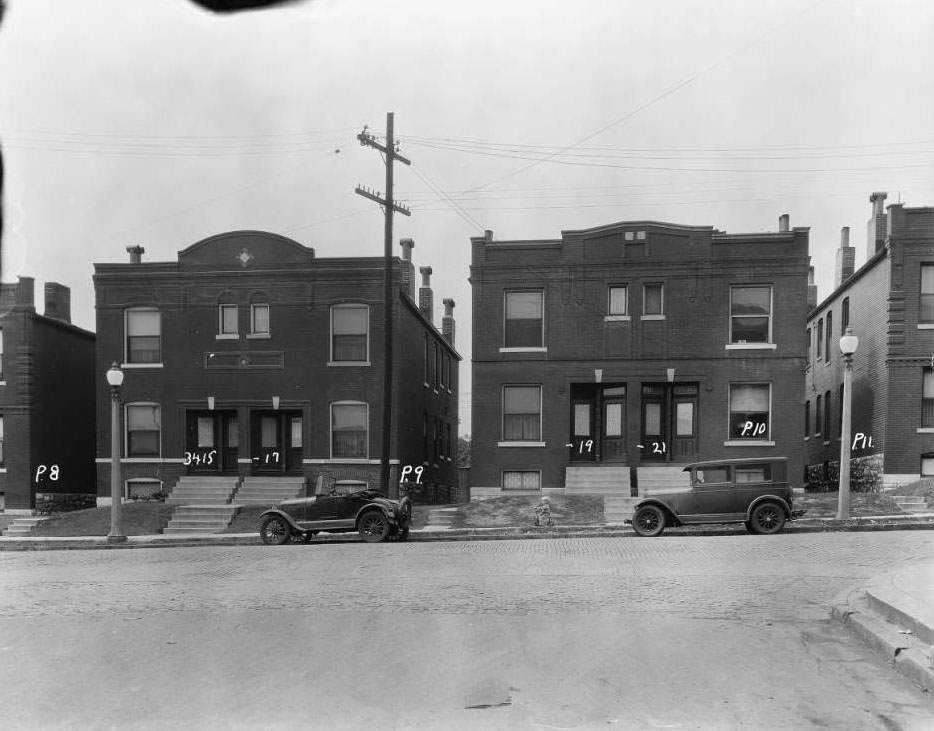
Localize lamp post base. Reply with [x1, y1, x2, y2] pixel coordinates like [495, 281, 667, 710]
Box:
[106, 534, 128, 544]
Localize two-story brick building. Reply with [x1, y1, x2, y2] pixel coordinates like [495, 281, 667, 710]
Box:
[0, 277, 96, 514]
[93, 231, 459, 505]
[805, 193, 934, 490]
[470, 216, 810, 498]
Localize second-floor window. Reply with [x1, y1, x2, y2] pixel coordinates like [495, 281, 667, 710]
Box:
[841, 297, 850, 333]
[816, 319, 823, 360]
[331, 304, 368, 362]
[608, 285, 628, 316]
[504, 291, 543, 348]
[922, 264, 934, 323]
[0, 328, 4, 380]
[251, 304, 270, 336]
[219, 304, 238, 335]
[804, 400, 810, 437]
[125, 308, 161, 364]
[923, 369, 934, 428]
[0, 415, 4, 466]
[806, 328, 811, 365]
[643, 283, 664, 316]
[825, 311, 833, 362]
[730, 285, 771, 343]
[503, 385, 542, 441]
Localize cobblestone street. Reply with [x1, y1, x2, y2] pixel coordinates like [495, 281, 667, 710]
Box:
[2, 532, 933, 729]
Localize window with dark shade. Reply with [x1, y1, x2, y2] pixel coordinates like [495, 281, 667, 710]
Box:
[504, 291, 543, 347]
[331, 402, 367, 458]
[643, 283, 664, 315]
[729, 384, 770, 439]
[816, 318, 823, 359]
[815, 395, 823, 436]
[824, 390, 832, 439]
[841, 297, 849, 334]
[825, 311, 833, 362]
[503, 385, 542, 440]
[804, 401, 810, 437]
[730, 285, 771, 343]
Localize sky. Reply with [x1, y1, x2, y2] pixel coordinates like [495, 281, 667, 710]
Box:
[2, 0, 933, 434]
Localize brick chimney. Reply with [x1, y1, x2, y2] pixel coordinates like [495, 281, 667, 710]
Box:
[441, 298, 455, 345]
[834, 226, 855, 288]
[807, 265, 818, 310]
[866, 192, 887, 259]
[126, 245, 145, 264]
[0, 276, 35, 312]
[778, 213, 790, 232]
[43, 282, 71, 324]
[418, 266, 433, 323]
[399, 238, 415, 298]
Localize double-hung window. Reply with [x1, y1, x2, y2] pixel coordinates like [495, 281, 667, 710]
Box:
[815, 395, 823, 436]
[816, 319, 823, 360]
[331, 402, 368, 458]
[125, 308, 161, 364]
[804, 401, 810, 437]
[923, 369, 934, 428]
[729, 384, 770, 440]
[825, 312, 833, 362]
[127, 403, 161, 457]
[824, 390, 832, 439]
[503, 471, 541, 491]
[0, 328, 4, 381]
[251, 303, 270, 336]
[643, 283, 664, 317]
[504, 291, 543, 348]
[0, 415, 4, 466]
[608, 286, 628, 316]
[331, 304, 368, 362]
[502, 385, 542, 441]
[730, 285, 771, 343]
[921, 264, 934, 324]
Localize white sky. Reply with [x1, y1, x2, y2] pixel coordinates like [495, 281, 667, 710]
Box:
[2, 0, 933, 434]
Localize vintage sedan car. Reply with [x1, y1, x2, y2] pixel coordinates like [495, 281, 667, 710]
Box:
[629, 457, 801, 537]
[258, 489, 412, 545]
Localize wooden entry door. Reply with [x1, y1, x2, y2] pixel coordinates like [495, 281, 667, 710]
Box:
[250, 411, 303, 474]
[569, 386, 596, 461]
[601, 386, 627, 462]
[641, 384, 668, 461]
[185, 410, 237, 474]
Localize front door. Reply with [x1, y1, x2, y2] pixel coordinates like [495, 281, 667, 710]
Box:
[570, 396, 596, 461]
[672, 385, 698, 460]
[185, 410, 237, 474]
[601, 386, 627, 462]
[251, 410, 303, 475]
[641, 384, 668, 461]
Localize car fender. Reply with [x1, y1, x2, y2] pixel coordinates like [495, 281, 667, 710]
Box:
[354, 503, 395, 527]
[746, 495, 792, 520]
[634, 498, 682, 525]
[258, 508, 302, 532]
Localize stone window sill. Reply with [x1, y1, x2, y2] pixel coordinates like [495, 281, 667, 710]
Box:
[723, 440, 776, 447]
[498, 441, 547, 448]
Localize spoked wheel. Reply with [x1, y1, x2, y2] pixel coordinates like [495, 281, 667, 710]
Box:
[259, 515, 292, 545]
[632, 505, 666, 537]
[358, 511, 390, 543]
[748, 502, 786, 535]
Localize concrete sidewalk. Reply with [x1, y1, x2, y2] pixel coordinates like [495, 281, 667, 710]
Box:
[832, 559, 934, 693]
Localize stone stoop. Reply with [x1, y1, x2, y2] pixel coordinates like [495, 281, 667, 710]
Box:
[2, 516, 50, 537]
[162, 505, 240, 535]
[564, 465, 631, 495]
[233, 476, 305, 506]
[165, 475, 239, 505]
[426, 507, 459, 527]
[891, 495, 930, 514]
[603, 496, 640, 524]
[637, 465, 691, 495]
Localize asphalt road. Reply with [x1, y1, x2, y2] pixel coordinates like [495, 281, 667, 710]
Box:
[1, 532, 933, 730]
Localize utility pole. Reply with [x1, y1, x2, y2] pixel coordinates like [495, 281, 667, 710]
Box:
[355, 112, 411, 497]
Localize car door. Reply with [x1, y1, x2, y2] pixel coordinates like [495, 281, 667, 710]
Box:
[683, 465, 738, 522]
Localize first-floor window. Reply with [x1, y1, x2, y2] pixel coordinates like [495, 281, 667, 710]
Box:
[729, 384, 770, 439]
[922, 454, 934, 477]
[502, 471, 541, 491]
[923, 369, 934, 428]
[804, 400, 810, 437]
[127, 403, 161, 457]
[331, 402, 367, 458]
[815, 395, 823, 436]
[503, 385, 542, 441]
[0, 415, 4, 465]
[824, 390, 832, 439]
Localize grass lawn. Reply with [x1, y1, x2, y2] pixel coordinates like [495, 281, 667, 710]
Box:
[31, 503, 175, 537]
[891, 478, 934, 507]
[447, 495, 604, 528]
[796, 491, 903, 517]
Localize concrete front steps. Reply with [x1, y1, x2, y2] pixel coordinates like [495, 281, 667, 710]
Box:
[891, 495, 930, 514]
[426, 507, 459, 527]
[603, 496, 641, 524]
[165, 476, 239, 505]
[233, 476, 305, 506]
[2, 516, 50, 537]
[163, 505, 240, 535]
[564, 465, 630, 495]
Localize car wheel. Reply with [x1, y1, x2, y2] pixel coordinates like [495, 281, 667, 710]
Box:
[259, 515, 291, 545]
[289, 531, 313, 544]
[743, 521, 753, 533]
[632, 505, 666, 537]
[396, 525, 410, 541]
[748, 502, 786, 535]
[358, 510, 390, 543]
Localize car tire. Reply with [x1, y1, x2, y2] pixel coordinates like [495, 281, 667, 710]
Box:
[396, 526, 410, 541]
[748, 502, 786, 535]
[358, 510, 390, 543]
[290, 531, 313, 544]
[259, 515, 292, 545]
[632, 505, 666, 537]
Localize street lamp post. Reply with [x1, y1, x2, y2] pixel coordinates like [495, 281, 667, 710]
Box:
[106, 362, 127, 543]
[836, 328, 859, 520]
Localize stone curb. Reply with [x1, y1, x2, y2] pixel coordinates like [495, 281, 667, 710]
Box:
[831, 588, 934, 693]
[2, 515, 934, 550]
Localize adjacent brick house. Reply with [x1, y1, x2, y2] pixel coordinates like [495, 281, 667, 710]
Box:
[92, 231, 459, 504]
[470, 216, 809, 498]
[0, 277, 96, 514]
[805, 193, 934, 490]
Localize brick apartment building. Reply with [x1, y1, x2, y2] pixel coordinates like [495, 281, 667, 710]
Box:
[0, 277, 96, 514]
[470, 216, 810, 498]
[93, 231, 459, 505]
[805, 193, 934, 489]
